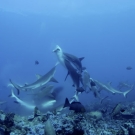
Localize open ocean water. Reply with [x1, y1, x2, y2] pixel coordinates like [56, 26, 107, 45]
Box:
[0, 1, 135, 135]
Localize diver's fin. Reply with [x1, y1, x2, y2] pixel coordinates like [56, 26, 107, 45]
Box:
[64, 71, 70, 81]
[50, 77, 58, 83]
[63, 98, 70, 108]
[79, 57, 85, 61]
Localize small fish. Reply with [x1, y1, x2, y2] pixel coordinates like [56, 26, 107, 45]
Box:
[63, 98, 85, 113]
[126, 66, 132, 70]
[35, 60, 39, 65]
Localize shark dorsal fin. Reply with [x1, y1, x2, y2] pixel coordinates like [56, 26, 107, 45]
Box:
[36, 74, 42, 80]
[79, 57, 85, 61]
[50, 77, 58, 83]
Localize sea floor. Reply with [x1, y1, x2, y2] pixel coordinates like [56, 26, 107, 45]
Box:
[0, 101, 135, 135]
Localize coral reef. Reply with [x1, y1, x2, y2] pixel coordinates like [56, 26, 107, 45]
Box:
[0, 101, 135, 135]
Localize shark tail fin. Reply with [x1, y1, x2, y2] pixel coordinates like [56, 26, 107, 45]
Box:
[7, 83, 14, 88]
[9, 79, 20, 95]
[63, 98, 70, 108]
[10, 89, 15, 98]
[123, 85, 134, 97]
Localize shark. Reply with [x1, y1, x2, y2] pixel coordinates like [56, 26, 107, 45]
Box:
[117, 81, 134, 90]
[28, 85, 55, 101]
[90, 78, 101, 99]
[94, 80, 134, 97]
[9, 63, 59, 95]
[42, 99, 56, 108]
[64, 59, 81, 88]
[10, 89, 35, 110]
[81, 70, 91, 91]
[53, 45, 85, 73]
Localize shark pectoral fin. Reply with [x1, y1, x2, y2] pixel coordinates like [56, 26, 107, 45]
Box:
[64, 71, 70, 81]
[50, 77, 58, 83]
[79, 57, 85, 61]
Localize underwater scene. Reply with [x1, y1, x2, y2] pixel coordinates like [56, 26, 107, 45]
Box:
[0, 1, 135, 135]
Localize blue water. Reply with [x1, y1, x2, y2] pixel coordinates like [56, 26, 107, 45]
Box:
[0, 0, 135, 115]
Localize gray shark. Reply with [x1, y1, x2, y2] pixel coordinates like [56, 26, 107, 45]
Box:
[94, 80, 134, 97]
[10, 63, 59, 95]
[53, 45, 85, 73]
[117, 81, 133, 90]
[10, 89, 36, 110]
[64, 59, 81, 88]
[90, 78, 101, 99]
[29, 85, 54, 101]
[81, 70, 91, 91]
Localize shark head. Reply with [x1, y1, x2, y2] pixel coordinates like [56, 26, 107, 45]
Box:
[53, 45, 63, 54]
[53, 45, 65, 67]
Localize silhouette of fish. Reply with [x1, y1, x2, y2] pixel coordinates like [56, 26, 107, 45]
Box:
[63, 98, 85, 113]
[35, 60, 39, 65]
[126, 66, 132, 70]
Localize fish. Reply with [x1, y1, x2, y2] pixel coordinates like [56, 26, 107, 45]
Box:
[126, 66, 132, 70]
[53, 45, 85, 74]
[64, 59, 81, 88]
[63, 98, 85, 113]
[35, 60, 39, 65]
[94, 80, 134, 97]
[10, 89, 35, 110]
[53, 97, 77, 114]
[9, 63, 59, 95]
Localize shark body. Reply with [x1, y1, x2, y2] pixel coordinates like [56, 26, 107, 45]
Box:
[10, 64, 58, 94]
[94, 80, 134, 97]
[10, 89, 35, 110]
